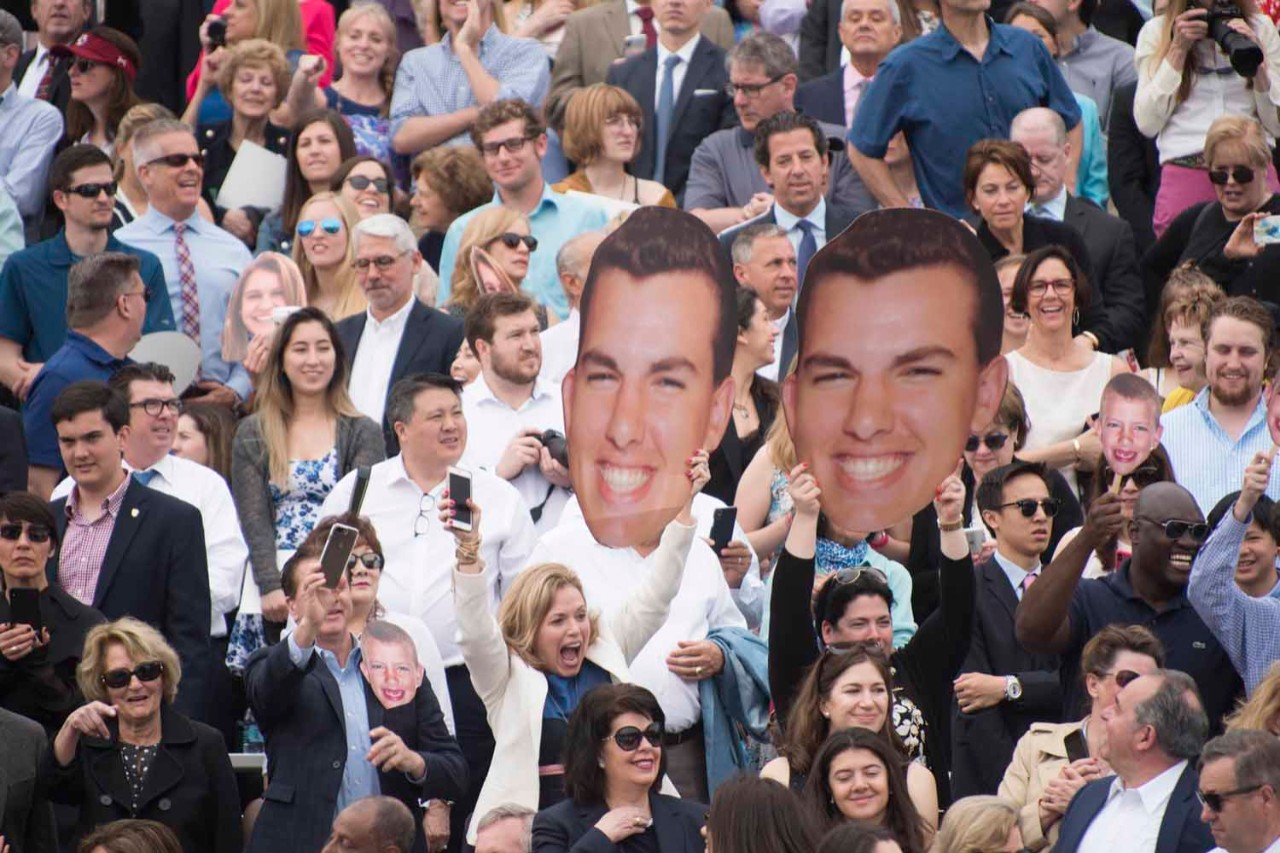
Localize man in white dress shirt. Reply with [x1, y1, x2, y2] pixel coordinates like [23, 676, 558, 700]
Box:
[539, 231, 604, 387]
[730, 222, 797, 381]
[1057, 669, 1214, 853]
[461, 291, 571, 534]
[1199, 730, 1280, 853]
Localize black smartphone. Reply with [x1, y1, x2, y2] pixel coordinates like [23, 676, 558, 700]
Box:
[320, 523, 360, 589]
[449, 467, 473, 532]
[207, 17, 227, 48]
[710, 506, 737, 554]
[8, 587, 41, 634]
[1063, 728, 1089, 763]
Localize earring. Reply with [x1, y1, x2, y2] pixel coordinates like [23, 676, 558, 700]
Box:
[1072, 308, 1080, 326]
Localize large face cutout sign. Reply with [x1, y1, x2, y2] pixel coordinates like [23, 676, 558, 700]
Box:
[781, 209, 1008, 534]
[1095, 376, 1164, 478]
[221, 252, 308, 362]
[360, 632, 424, 710]
[562, 207, 736, 550]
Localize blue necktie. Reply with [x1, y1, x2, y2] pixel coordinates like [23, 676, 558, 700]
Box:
[654, 53, 681, 187]
[133, 469, 159, 487]
[796, 219, 817, 287]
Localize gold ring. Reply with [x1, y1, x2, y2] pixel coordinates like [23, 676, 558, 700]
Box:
[695, 665, 704, 675]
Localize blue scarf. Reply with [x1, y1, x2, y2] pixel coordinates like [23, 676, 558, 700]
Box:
[815, 536, 870, 574]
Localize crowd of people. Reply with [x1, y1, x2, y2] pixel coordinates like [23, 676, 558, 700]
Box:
[4, 0, 1280, 851]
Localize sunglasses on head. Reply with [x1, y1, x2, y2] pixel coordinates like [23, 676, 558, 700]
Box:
[297, 217, 343, 237]
[0, 522, 52, 543]
[493, 232, 538, 252]
[345, 174, 389, 194]
[1147, 519, 1210, 542]
[1198, 785, 1262, 813]
[346, 552, 385, 571]
[1209, 166, 1256, 186]
[965, 432, 1010, 453]
[604, 722, 664, 752]
[997, 497, 1061, 518]
[65, 181, 117, 199]
[830, 564, 889, 587]
[99, 660, 164, 689]
[146, 153, 204, 169]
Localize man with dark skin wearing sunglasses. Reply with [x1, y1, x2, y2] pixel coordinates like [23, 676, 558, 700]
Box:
[1017, 482, 1242, 733]
[951, 461, 1063, 799]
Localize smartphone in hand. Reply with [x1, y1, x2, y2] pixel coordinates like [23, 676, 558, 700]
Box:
[320, 523, 360, 589]
[449, 467, 474, 532]
[710, 507, 737, 554]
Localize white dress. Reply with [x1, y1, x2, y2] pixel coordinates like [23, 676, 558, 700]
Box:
[1005, 350, 1115, 497]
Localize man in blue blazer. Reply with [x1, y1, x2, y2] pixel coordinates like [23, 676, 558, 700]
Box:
[244, 547, 467, 853]
[1054, 670, 1214, 853]
[794, 0, 903, 128]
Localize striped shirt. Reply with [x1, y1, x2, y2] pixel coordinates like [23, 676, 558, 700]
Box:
[59, 474, 130, 605]
[1159, 387, 1280, 514]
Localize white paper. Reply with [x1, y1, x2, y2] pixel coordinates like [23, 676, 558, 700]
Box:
[215, 140, 288, 212]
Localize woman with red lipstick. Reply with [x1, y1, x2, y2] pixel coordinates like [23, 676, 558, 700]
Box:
[445, 454, 707, 846]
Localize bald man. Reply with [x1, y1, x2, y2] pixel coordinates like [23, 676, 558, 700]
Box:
[322, 797, 416, 853]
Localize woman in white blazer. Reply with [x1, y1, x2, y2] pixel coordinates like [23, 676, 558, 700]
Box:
[443, 454, 708, 845]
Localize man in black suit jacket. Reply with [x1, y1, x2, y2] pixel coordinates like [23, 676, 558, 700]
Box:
[951, 461, 1061, 799]
[795, 0, 903, 126]
[338, 215, 466, 455]
[47, 382, 212, 723]
[244, 553, 466, 853]
[1012, 108, 1146, 354]
[605, 0, 736, 203]
[1053, 670, 1213, 853]
[1107, 80, 1160, 256]
[0, 706, 56, 853]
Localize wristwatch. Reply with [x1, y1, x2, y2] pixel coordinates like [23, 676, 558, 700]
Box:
[1005, 675, 1023, 701]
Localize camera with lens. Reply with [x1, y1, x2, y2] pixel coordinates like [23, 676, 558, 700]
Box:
[1205, 0, 1263, 77]
[537, 429, 569, 467]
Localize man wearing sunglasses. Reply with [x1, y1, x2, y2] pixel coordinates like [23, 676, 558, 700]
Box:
[0, 144, 175, 406]
[951, 461, 1064, 799]
[1054, 670, 1214, 853]
[1018, 482, 1242, 734]
[1196, 730, 1280, 853]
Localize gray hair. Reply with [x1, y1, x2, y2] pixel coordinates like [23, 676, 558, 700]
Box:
[731, 222, 790, 266]
[131, 119, 195, 175]
[1135, 670, 1209, 761]
[0, 10, 22, 47]
[1201, 730, 1280, 795]
[67, 253, 143, 329]
[556, 231, 605, 280]
[727, 32, 798, 80]
[353, 213, 418, 254]
[842, 0, 902, 26]
[476, 804, 535, 850]
[1010, 107, 1068, 148]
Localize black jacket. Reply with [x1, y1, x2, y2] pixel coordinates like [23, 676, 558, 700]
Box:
[798, 0, 841, 81]
[196, 120, 292, 236]
[1055, 763, 1214, 853]
[41, 705, 241, 853]
[0, 706, 57, 853]
[1063, 194, 1146, 354]
[1107, 80, 1160, 256]
[0, 407, 27, 494]
[795, 67, 844, 125]
[706, 378, 778, 505]
[532, 792, 707, 853]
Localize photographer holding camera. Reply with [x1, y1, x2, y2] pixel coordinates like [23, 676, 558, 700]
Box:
[1135, 0, 1280, 237]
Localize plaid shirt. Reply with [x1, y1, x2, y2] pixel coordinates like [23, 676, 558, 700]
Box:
[59, 474, 130, 605]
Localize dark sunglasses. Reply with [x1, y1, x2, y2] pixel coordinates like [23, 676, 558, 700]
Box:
[130, 398, 182, 417]
[1198, 785, 1262, 813]
[604, 722, 664, 751]
[65, 181, 117, 199]
[1108, 669, 1141, 688]
[146, 153, 204, 169]
[1109, 464, 1163, 490]
[100, 660, 165, 689]
[479, 134, 535, 157]
[493, 232, 538, 252]
[1208, 166, 1256, 186]
[0, 523, 52, 543]
[71, 57, 104, 74]
[297, 217, 343, 237]
[346, 552, 385, 571]
[345, 174, 389, 194]
[965, 432, 1010, 453]
[997, 498, 1061, 518]
[1146, 519, 1209, 542]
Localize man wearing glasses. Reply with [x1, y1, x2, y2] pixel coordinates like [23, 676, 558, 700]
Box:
[1197, 730, 1280, 853]
[1018, 482, 1243, 734]
[0, 145, 174, 405]
[951, 460, 1063, 799]
[436, 100, 608, 320]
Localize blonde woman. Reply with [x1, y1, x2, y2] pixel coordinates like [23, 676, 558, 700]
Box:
[46, 619, 240, 853]
[555, 85, 677, 208]
[230, 307, 384, 625]
[292, 191, 367, 320]
[1226, 662, 1280, 733]
[441, 453, 708, 844]
[446, 206, 550, 327]
[735, 413, 797, 574]
[930, 796, 1022, 853]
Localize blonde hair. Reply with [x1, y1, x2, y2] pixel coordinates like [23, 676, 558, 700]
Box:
[561, 84, 644, 165]
[1204, 114, 1272, 170]
[78, 617, 182, 705]
[766, 408, 797, 472]
[252, 0, 305, 50]
[291, 191, 368, 320]
[222, 252, 308, 362]
[114, 103, 177, 182]
[217, 38, 292, 105]
[1148, 0, 1259, 108]
[338, 2, 399, 111]
[931, 796, 1018, 853]
[1226, 662, 1280, 734]
[448, 206, 529, 313]
[498, 563, 601, 670]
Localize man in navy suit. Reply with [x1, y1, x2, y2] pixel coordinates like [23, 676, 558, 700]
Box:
[1197, 730, 1280, 853]
[795, 0, 902, 129]
[605, 0, 736, 202]
[730, 222, 797, 382]
[48, 380, 213, 721]
[1055, 670, 1214, 853]
[337, 214, 465, 455]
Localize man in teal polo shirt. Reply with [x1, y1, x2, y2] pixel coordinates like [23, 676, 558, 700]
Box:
[0, 145, 174, 400]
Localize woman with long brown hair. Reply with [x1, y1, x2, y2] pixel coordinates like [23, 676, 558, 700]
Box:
[59, 28, 141, 155]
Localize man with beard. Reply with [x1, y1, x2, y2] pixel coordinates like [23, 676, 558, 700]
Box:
[1161, 297, 1280, 513]
[1017, 482, 1242, 732]
[460, 292, 570, 533]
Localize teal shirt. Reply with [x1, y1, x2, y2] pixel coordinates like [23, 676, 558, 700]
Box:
[1074, 93, 1110, 209]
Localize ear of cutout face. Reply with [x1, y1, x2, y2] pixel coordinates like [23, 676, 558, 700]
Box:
[471, 246, 516, 296]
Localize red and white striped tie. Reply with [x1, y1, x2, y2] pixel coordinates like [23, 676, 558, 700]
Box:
[174, 222, 201, 342]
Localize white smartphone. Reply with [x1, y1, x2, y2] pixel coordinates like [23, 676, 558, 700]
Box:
[1254, 214, 1280, 245]
[272, 305, 303, 326]
[623, 34, 646, 57]
[962, 527, 986, 557]
[448, 466, 473, 533]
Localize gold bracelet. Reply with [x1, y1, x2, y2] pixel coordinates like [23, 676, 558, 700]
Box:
[938, 518, 964, 533]
[455, 540, 481, 564]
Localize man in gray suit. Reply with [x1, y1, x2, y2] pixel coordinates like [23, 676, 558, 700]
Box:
[0, 706, 57, 853]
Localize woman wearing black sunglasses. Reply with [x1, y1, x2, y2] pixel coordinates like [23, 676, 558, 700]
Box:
[998, 624, 1164, 851]
[43, 618, 240, 853]
[0, 492, 105, 735]
[332, 155, 396, 219]
[446, 206, 551, 328]
[532, 683, 707, 853]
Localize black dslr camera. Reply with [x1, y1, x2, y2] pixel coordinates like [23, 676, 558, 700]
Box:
[537, 429, 569, 467]
[1205, 0, 1263, 77]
